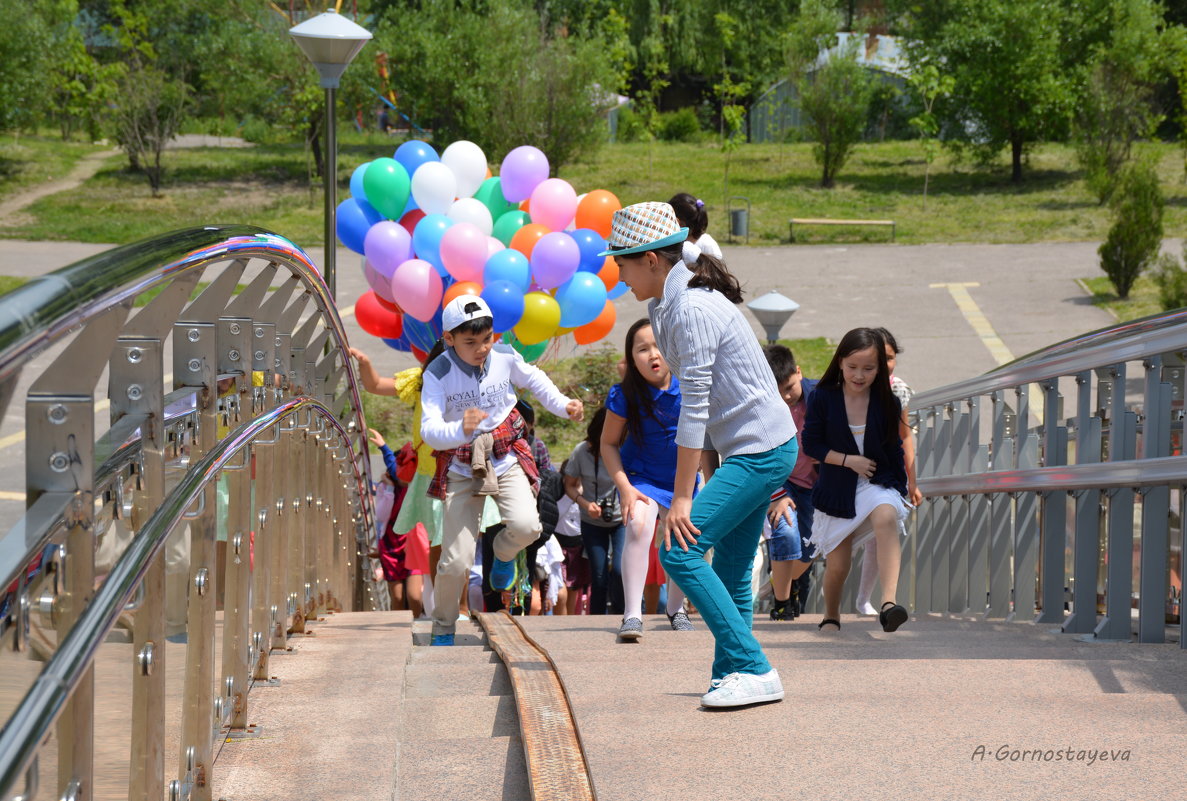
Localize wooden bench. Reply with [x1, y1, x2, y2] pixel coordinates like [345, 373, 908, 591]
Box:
[788, 217, 895, 242]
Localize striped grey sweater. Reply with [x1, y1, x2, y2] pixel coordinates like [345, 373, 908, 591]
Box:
[648, 261, 796, 458]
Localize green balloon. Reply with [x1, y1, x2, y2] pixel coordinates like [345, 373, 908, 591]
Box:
[361, 157, 411, 220]
[507, 330, 548, 362]
[475, 177, 516, 221]
[493, 210, 530, 247]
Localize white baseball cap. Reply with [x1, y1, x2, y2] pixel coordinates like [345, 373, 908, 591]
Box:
[441, 295, 493, 332]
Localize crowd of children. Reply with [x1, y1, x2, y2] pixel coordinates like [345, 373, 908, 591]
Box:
[351, 194, 920, 708]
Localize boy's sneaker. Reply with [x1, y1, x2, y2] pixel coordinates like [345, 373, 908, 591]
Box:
[430, 633, 454, 646]
[701, 669, 784, 708]
[617, 617, 643, 642]
[667, 610, 695, 631]
[489, 557, 516, 591]
[769, 598, 793, 621]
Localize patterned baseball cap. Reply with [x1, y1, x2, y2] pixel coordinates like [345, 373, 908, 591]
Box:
[596, 201, 689, 257]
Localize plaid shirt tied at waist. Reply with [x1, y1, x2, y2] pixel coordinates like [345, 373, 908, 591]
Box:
[427, 407, 540, 500]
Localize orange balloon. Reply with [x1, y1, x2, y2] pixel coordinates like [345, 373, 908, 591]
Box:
[596, 258, 619, 292]
[442, 281, 483, 308]
[573, 300, 616, 345]
[509, 223, 550, 259]
[485, 166, 493, 179]
[520, 198, 531, 213]
[575, 189, 621, 238]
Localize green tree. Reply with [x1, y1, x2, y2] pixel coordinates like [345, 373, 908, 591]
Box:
[378, 0, 618, 172]
[892, 0, 1076, 183]
[0, 6, 51, 133]
[1074, 0, 1169, 204]
[1099, 160, 1164, 299]
[713, 12, 748, 205]
[787, 0, 874, 188]
[908, 63, 954, 208]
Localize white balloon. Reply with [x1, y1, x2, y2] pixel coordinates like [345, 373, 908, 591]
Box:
[441, 140, 488, 198]
[448, 197, 494, 236]
[410, 161, 458, 216]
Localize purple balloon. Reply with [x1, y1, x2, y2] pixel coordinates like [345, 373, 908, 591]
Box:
[530, 231, 580, 290]
[363, 220, 413, 278]
[364, 260, 397, 303]
[499, 145, 550, 203]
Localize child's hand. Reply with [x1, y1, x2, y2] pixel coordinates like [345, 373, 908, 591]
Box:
[619, 485, 648, 523]
[664, 495, 700, 552]
[367, 428, 386, 448]
[909, 484, 923, 505]
[462, 407, 488, 436]
[585, 500, 603, 519]
[847, 454, 876, 478]
[349, 347, 370, 365]
[768, 496, 794, 528]
[566, 399, 584, 421]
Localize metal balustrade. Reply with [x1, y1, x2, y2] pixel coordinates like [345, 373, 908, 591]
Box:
[892, 309, 1187, 645]
[0, 226, 377, 801]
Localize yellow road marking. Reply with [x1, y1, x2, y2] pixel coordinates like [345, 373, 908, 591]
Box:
[931, 282, 1045, 418]
[0, 490, 24, 501]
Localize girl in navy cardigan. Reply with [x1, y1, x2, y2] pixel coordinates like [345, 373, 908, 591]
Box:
[801, 328, 911, 633]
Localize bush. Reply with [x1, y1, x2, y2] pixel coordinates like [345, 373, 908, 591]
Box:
[1154, 245, 1187, 311]
[1098, 160, 1164, 299]
[656, 108, 701, 142]
[614, 105, 648, 142]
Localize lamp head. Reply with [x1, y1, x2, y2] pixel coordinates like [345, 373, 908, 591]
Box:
[289, 8, 372, 88]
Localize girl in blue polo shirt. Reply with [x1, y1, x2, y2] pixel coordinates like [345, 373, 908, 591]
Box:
[601, 319, 696, 642]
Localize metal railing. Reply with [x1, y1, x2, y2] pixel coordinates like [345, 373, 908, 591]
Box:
[0, 226, 377, 801]
[897, 308, 1187, 645]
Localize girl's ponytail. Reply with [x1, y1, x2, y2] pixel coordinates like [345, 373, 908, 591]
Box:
[688, 253, 743, 304]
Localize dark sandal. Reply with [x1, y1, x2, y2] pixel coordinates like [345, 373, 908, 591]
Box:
[817, 618, 841, 631]
[879, 602, 908, 632]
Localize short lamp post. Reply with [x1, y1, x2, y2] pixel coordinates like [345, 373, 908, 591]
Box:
[289, 8, 372, 301]
[746, 290, 800, 344]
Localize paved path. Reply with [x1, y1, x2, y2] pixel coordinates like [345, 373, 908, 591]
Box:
[0, 149, 121, 222]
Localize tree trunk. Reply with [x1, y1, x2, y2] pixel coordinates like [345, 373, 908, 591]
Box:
[1011, 137, 1023, 183]
[308, 119, 324, 178]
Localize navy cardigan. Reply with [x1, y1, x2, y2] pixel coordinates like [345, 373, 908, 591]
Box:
[800, 382, 908, 519]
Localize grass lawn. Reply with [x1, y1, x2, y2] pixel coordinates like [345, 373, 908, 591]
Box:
[0, 134, 112, 203]
[362, 336, 834, 461]
[0, 275, 29, 295]
[3, 138, 1185, 248]
[1080, 275, 1166, 322]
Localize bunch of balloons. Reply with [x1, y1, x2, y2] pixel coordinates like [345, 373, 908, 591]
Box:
[338, 139, 628, 362]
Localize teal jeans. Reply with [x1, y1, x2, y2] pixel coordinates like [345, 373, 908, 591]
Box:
[660, 438, 797, 680]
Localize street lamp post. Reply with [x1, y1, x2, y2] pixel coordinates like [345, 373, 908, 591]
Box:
[746, 290, 800, 345]
[289, 8, 372, 301]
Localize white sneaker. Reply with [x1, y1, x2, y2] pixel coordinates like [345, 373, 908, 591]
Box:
[856, 600, 878, 616]
[700, 669, 784, 708]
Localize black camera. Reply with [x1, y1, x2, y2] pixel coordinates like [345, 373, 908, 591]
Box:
[598, 496, 616, 523]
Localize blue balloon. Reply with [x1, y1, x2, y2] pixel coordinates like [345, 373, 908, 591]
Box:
[570, 228, 607, 272]
[411, 214, 453, 276]
[394, 140, 439, 180]
[483, 249, 531, 293]
[556, 272, 608, 328]
[481, 280, 525, 333]
[336, 198, 383, 255]
[401, 316, 437, 353]
[608, 281, 630, 300]
[349, 163, 368, 204]
[382, 335, 411, 352]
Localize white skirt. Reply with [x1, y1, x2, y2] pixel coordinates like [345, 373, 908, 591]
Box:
[809, 478, 911, 557]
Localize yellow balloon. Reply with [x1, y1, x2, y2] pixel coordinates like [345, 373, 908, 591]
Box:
[515, 291, 561, 345]
[555, 325, 576, 335]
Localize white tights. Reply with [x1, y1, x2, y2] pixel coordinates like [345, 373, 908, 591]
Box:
[623, 498, 686, 620]
[856, 538, 878, 606]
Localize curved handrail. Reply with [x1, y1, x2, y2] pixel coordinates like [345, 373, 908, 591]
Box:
[0, 396, 359, 800]
[0, 224, 374, 535]
[911, 306, 1187, 410]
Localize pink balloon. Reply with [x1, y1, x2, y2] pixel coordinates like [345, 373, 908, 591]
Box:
[530, 231, 581, 290]
[486, 236, 506, 259]
[390, 259, 444, 322]
[529, 178, 578, 231]
[364, 260, 396, 303]
[363, 220, 412, 278]
[439, 222, 489, 283]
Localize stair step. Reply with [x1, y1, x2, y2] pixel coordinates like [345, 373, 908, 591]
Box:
[397, 736, 528, 801]
[401, 695, 519, 741]
[404, 661, 513, 699]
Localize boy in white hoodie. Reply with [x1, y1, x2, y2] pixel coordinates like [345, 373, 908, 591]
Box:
[421, 296, 583, 644]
